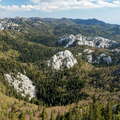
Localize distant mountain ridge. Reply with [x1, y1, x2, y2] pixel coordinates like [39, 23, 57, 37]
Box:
[0, 17, 118, 26]
[71, 18, 106, 25]
[0, 17, 120, 45]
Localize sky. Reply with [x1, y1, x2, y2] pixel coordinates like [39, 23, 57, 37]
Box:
[0, 0, 120, 24]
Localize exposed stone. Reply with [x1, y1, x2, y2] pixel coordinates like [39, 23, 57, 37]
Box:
[59, 34, 119, 48]
[97, 53, 112, 64]
[77, 53, 82, 56]
[0, 20, 20, 31]
[4, 72, 36, 100]
[83, 49, 94, 54]
[86, 54, 93, 63]
[86, 53, 112, 65]
[111, 48, 120, 53]
[59, 34, 76, 48]
[47, 50, 78, 70]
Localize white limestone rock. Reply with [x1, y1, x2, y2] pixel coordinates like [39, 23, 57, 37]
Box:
[111, 48, 120, 53]
[86, 54, 93, 63]
[0, 23, 4, 30]
[97, 53, 112, 64]
[83, 49, 94, 54]
[59, 34, 76, 48]
[47, 50, 78, 70]
[85, 52, 112, 64]
[0, 20, 20, 31]
[4, 72, 36, 100]
[93, 37, 117, 48]
[59, 34, 118, 48]
[77, 53, 82, 56]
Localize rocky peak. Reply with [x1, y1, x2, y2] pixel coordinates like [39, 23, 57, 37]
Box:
[59, 34, 119, 48]
[47, 50, 78, 70]
[93, 37, 117, 48]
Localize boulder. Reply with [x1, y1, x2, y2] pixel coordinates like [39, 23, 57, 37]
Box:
[4, 72, 36, 100]
[47, 50, 78, 70]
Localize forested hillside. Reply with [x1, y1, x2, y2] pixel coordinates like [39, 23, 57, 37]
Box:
[0, 17, 120, 119]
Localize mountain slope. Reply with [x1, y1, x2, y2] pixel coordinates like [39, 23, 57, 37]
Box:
[0, 17, 120, 119]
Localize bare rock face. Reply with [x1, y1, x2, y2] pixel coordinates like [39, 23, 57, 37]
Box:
[59, 34, 118, 48]
[4, 72, 36, 100]
[97, 53, 112, 64]
[86, 54, 93, 63]
[86, 53, 112, 65]
[59, 34, 76, 48]
[83, 49, 94, 54]
[47, 50, 78, 70]
[0, 20, 20, 31]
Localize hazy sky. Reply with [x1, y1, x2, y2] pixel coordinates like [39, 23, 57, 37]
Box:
[0, 0, 120, 24]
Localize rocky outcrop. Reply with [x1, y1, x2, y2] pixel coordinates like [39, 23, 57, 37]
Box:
[86, 55, 93, 63]
[47, 50, 78, 70]
[97, 53, 112, 64]
[59, 34, 76, 48]
[111, 48, 120, 53]
[0, 20, 19, 31]
[86, 53, 112, 65]
[4, 72, 36, 100]
[59, 34, 119, 48]
[0, 23, 4, 30]
[83, 49, 94, 54]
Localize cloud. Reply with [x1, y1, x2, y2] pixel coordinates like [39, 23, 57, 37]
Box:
[0, 0, 120, 12]
[0, 5, 34, 11]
